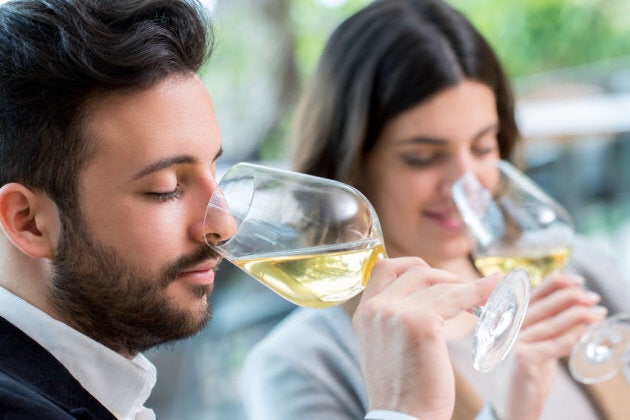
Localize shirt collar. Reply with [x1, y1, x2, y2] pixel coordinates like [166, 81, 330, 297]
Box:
[0, 286, 157, 419]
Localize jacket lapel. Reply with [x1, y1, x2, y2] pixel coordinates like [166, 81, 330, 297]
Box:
[0, 316, 115, 419]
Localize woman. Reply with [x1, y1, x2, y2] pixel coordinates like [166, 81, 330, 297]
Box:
[241, 0, 630, 418]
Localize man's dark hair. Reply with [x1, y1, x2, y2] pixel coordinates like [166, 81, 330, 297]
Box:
[0, 0, 214, 216]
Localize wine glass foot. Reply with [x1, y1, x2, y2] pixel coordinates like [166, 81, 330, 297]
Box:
[473, 268, 530, 372]
[569, 312, 630, 384]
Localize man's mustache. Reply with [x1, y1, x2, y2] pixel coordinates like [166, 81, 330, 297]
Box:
[162, 245, 221, 287]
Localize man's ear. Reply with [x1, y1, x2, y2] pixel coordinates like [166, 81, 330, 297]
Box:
[0, 183, 61, 259]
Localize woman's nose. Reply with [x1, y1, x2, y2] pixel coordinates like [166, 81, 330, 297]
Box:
[440, 156, 475, 195]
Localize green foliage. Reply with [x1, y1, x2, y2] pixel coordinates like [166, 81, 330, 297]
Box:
[289, 0, 630, 80]
[290, 0, 371, 79]
[448, 0, 630, 77]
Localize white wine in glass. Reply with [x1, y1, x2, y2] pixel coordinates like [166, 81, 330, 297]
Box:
[206, 162, 531, 371]
[452, 160, 574, 289]
[473, 247, 571, 289]
[233, 241, 386, 308]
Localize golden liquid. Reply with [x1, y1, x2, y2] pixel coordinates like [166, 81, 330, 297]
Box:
[234, 240, 386, 308]
[474, 247, 571, 288]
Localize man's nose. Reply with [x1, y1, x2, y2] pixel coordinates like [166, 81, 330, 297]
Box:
[202, 187, 237, 247]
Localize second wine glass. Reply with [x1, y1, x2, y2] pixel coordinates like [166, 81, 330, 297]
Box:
[449, 160, 630, 385]
[451, 159, 575, 289]
[206, 162, 531, 372]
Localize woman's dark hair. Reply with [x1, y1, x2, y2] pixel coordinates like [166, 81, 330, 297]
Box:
[291, 0, 519, 184]
[0, 0, 214, 216]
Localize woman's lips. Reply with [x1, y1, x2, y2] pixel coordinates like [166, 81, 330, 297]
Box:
[424, 210, 465, 230]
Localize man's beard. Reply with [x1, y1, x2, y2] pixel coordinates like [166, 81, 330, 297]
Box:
[48, 215, 217, 355]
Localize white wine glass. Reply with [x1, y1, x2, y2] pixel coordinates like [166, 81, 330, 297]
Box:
[205, 162, 386, 309]
[451, 160, 630, 384]
[451, 159, 575, 288]
[206, 162, 531, 372]
[569, 313, 630, 384]
[451, 159, 582, 371]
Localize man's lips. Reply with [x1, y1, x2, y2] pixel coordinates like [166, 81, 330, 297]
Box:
[177, 261, 219, 286]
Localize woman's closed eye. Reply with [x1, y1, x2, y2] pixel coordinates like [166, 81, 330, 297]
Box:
[402, 152, 444, 167]
[472, 144, 498, 156]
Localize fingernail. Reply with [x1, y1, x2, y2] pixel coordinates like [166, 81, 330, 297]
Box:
[569, 275, 585, 285]
[483, 272, 503, 282]
[591, 305, 608, 315]
[586, 291, 601, 303]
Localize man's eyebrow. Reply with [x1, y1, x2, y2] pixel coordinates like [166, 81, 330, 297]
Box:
[130, 156, 196, 182]
[130, 147, 223, 182]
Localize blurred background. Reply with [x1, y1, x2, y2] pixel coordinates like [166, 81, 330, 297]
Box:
[142, 0, 630, 417]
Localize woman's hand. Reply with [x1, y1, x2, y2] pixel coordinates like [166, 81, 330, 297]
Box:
[504, 273, 607, 420]
[352, 257, 500, 420]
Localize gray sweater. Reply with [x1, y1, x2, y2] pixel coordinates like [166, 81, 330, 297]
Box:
[241, 236, 630, 419]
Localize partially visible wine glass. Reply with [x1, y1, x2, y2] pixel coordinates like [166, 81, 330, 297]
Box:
[451, 159, 574, 289]
[205, 162, 386, 309]
[205, 162, 531, 372]
[450, 161, 630, 384]
[569, 313, 630, 384]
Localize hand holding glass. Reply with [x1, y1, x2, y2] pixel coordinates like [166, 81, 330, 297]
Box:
[205, 162, 530, 371]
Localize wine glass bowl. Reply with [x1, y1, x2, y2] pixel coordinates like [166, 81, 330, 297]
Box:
[205, 162, 386, 308]
[452, 160, 574, 288]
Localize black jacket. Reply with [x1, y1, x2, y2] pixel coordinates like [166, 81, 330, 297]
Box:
[0, 316, 115, 419]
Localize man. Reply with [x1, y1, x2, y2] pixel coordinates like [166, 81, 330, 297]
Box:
[0, 0, 499, 418]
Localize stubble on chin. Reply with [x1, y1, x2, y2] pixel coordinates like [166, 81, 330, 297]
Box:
[48, 219, 216, 355]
